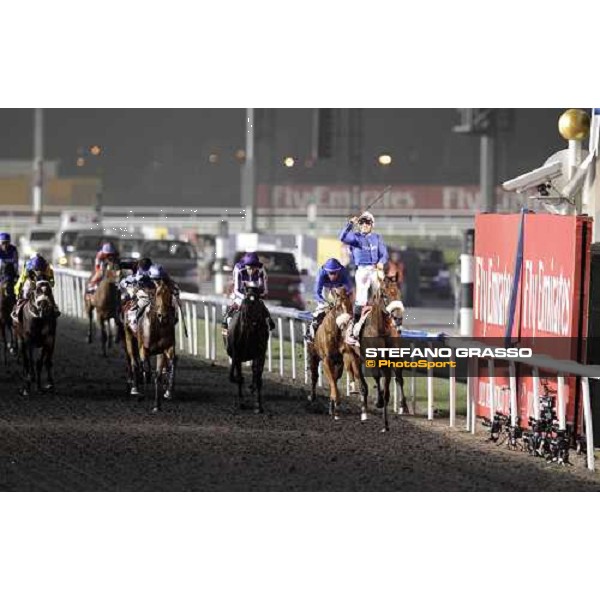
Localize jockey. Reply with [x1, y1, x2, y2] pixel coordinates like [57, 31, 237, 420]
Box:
[306, 258, 353, 342]
[339, 210, 389, 344]
[222, 251, 275, 332]
[0, 232, 19, 301]
[129, 263, 181, 331]
[88, 242, 120, 292]
[12, 253, 60, 320]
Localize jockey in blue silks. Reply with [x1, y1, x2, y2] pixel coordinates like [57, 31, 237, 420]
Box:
[222, 252, 275, 332]
[339, 210, 388, 344]
[306, 258, 353, 342]
[0, 232, 19, 301]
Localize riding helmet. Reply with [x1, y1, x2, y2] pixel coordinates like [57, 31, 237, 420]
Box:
[242, 252, 261, 267]
[28, 254, 47, 271]
[0, 232, 11, 242]
[149, 264, 164, 280]
[358, 211, 375, 226]
[323, 258, 343, 272]
[102, 242, 117, 254]
[138, 257, 153, 272]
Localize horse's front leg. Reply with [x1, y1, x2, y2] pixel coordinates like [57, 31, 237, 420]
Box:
[100, 317, 108, 357]
[356, 359, 369, 422]
[323, 357, 339, 420]
[395, 369, 408, 414]
[374, 375, 384, 409]
[36, 348, 44, 392]
[308, 352, 320, 404]
[45, 343, 55, 391]
[87, 305, 93, 343]
[252, 354, 266, 414]
[165, 349, 176, 400]
[153, 354, 163, 413]
[381, 374, 391, 432]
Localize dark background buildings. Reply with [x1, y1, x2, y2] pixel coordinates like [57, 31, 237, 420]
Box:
[0, 108, 572, 207]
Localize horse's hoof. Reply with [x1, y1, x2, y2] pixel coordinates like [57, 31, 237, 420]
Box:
[130, 387, 141, 396]
[151, 407, 160, 414]
[333, 415, 340, 421]
[254, 407, 264, 415]
[380, 427, 389, 433]
[376, 400, 384, 409]
[163, 390, 172, 400]
[361, 413, 368, 422]
[44, 384, 54, 393]
[20, 389, 29, 397]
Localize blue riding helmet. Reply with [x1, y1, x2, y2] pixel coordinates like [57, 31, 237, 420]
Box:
[102, 242, 117, 254]
[241, 252, 261, 268]
[28, 254, 48, 271]
[323, 258, 343, 272]
[149, 264, 164, 280]
[0, 232, 10, 243]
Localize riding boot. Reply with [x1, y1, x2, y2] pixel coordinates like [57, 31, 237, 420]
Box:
[346, 305, 363, 346]
[222, 305, 234, 332]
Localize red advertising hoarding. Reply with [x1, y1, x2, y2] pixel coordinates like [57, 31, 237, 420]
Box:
[473, 214, 592, 427]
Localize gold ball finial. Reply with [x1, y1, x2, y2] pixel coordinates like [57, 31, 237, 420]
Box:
[558, 109, 590, 141]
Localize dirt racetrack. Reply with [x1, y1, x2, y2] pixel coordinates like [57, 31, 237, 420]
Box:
[1, 317, 599, 491]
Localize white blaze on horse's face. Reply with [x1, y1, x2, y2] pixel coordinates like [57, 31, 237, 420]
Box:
[385, 300, 405, 318]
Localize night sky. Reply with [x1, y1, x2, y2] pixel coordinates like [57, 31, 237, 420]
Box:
[0, 108, 572, 207]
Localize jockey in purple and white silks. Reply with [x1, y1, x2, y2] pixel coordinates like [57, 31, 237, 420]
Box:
[339, 211, 388, 343]
[306, 258, 353, 342]
[0, 232, 19, 301]
[222, 252, 275, 332]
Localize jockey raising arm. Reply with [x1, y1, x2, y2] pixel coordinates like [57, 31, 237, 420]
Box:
[339, 211, 389, 344]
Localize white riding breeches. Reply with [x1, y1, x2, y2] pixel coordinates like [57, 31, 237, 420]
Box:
[355, 265, 380, 306]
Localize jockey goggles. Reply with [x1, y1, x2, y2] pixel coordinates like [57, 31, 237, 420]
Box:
[358, 217, 373, 225]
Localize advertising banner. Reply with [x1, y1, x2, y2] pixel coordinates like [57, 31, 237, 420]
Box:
[473, 214, 592, 428]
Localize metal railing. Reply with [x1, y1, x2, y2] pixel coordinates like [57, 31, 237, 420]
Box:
[53, 268, 599, 471]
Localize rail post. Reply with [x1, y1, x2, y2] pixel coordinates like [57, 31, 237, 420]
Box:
[581, 377, 595, 471]
[204, 304, 210, 359]
[278, 317, 284, 379]
[289, 318, 296, 381]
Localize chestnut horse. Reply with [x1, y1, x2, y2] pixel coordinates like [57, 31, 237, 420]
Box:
[136, 280, 177, 412]
[307, 287, 353, 420]
[346, 273, 407, 431]
[85, 260, 122, 357]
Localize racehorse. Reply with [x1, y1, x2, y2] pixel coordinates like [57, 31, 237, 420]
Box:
[307, 287, 353, 420]
[0, 279, 15, 367]
[136, 280, 177, 412]
[85, 260, 122, 357]
[14, 280, 57, 396]
[226, 283, 270, 414]
[347, 272, 407, 431]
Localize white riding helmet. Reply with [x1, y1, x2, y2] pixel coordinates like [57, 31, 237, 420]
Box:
[359, 211, 375, 226]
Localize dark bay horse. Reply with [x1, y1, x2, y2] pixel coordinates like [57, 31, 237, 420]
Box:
[14, 280, 57, 396]
[349, 273, 407, 431]
[307, 287, 353, 420]
[85, 261, 122, 357]
[136, 280, 177, 412]
[0, 279, 15, 367]
[226, 283, 270, 414]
